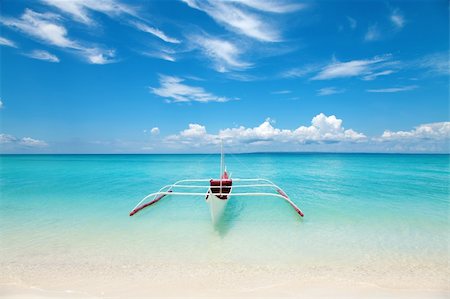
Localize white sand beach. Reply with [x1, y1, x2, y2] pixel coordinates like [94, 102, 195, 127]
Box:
[1, 259, 448, 298]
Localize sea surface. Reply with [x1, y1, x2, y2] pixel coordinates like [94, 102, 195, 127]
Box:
[0, 154, 449, 293]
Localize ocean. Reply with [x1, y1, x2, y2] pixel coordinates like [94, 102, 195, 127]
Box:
[0, 153, 449, 296]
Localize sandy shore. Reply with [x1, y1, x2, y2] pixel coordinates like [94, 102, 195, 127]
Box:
[1, 261, 448, 298]
[1, 283, 448, 299]
[0, 286, 449, 299]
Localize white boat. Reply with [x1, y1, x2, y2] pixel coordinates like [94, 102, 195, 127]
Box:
[205, 147, 231, 225]
[129, 144, 304, 224]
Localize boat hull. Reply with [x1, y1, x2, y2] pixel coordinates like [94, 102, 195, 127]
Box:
[206, 191, 229, 225]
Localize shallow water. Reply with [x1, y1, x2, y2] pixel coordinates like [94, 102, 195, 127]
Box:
[0, 154, 449, 292]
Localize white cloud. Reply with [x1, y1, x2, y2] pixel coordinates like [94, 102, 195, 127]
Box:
[312, 55, 391, 80]
[141, 46, 176, 62]
[415, 52, 450, 76]
[131, 21, 180, 44]
[181, 124, 208, 138]
[143, 51, 176, 62]
[293, 113, 366, 143]
[229, 0, 306, 13]
[41, 0, 136, 25]
[362, 70, 394, 81]
[150, 75, 232, 103]
[281, 64, 319, 78]
[42, 0, 178, 60]
[0, 134, 16, 143]
[317, 87, 345, 96]
[158, 53, 176, 62]
[1, 9, 115, 64]
[347, 16, 357, 29]
[0, 36, 17, 47]
[380, 122, 450, 141]
[1, 9, 77, 48]
[0, 99, 3, 109]
[271, 90, 291, 94]
[390, 9, 405, 29]
[182, 0, 281, 42]
[219, 118, 290, 143]
[365, 24, 380, 41]
[19, 137, 48, 147]
[84, 48, 115, 64]
[165, 113, 366, 147]
[150, 127, 160, 136]
[25, 49, 60, 62]
[225, 72, 261, 82]
[191, 35, 251, 72]
[313, 52, 447, 81]
[0, 133, 48, 147]
[165, 124, 218, 146]
[367, 85, 418, 93]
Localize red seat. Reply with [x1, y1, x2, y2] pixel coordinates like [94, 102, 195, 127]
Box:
[209, 179, 232, 198]
[210, 179, 232, 186]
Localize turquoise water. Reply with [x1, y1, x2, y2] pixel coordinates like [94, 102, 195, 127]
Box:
[0, 154, 449, 288]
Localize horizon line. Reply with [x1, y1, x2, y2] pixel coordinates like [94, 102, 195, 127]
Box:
[1, 151, 449, 155]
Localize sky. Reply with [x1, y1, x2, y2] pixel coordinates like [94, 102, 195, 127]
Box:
[0, 0, 449, 153]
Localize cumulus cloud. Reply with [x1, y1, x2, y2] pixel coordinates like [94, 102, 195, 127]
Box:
[0, 99, 3, 109]
[380, 122, 450, 141]
[0, 9, 115, 64]
[312, 55, 393, 80]
[150, 75, 232, 103]
[165, 124, 218, 147]
[160, 116, 450, 153]
[367, 85, 417, 93]
[83, 48, 115, 64]
[0, 134, 16, 143]
[150, 127, 160, 136]
[0, 36, 17, 47]
[25, 49, 60, 62]
[165, 113, 366, 147]
[182, 0, 281, 42]
[373, 122, 450, 153]
[317, 87, 345, 96]
[0, 133, 48, 147]
[293, 114, 366, 143]
[191, 35, 251, 72]
[181, 124, 208, 138]
[20, 137, 48, 147]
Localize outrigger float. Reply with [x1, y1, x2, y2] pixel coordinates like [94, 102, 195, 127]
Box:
[129, 144, 304, 224]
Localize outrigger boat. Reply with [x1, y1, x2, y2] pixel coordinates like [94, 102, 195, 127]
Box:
[129, 144, 304, 224]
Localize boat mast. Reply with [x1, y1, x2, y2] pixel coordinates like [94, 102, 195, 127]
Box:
[220, 139, 223, 195]
[220, 139, 224, 178]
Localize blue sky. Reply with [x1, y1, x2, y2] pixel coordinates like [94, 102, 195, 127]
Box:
[0, 0, 449, 153]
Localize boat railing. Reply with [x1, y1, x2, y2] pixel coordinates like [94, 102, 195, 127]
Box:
[130, 178, 304, 217]
[143, 178, 286, 198]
